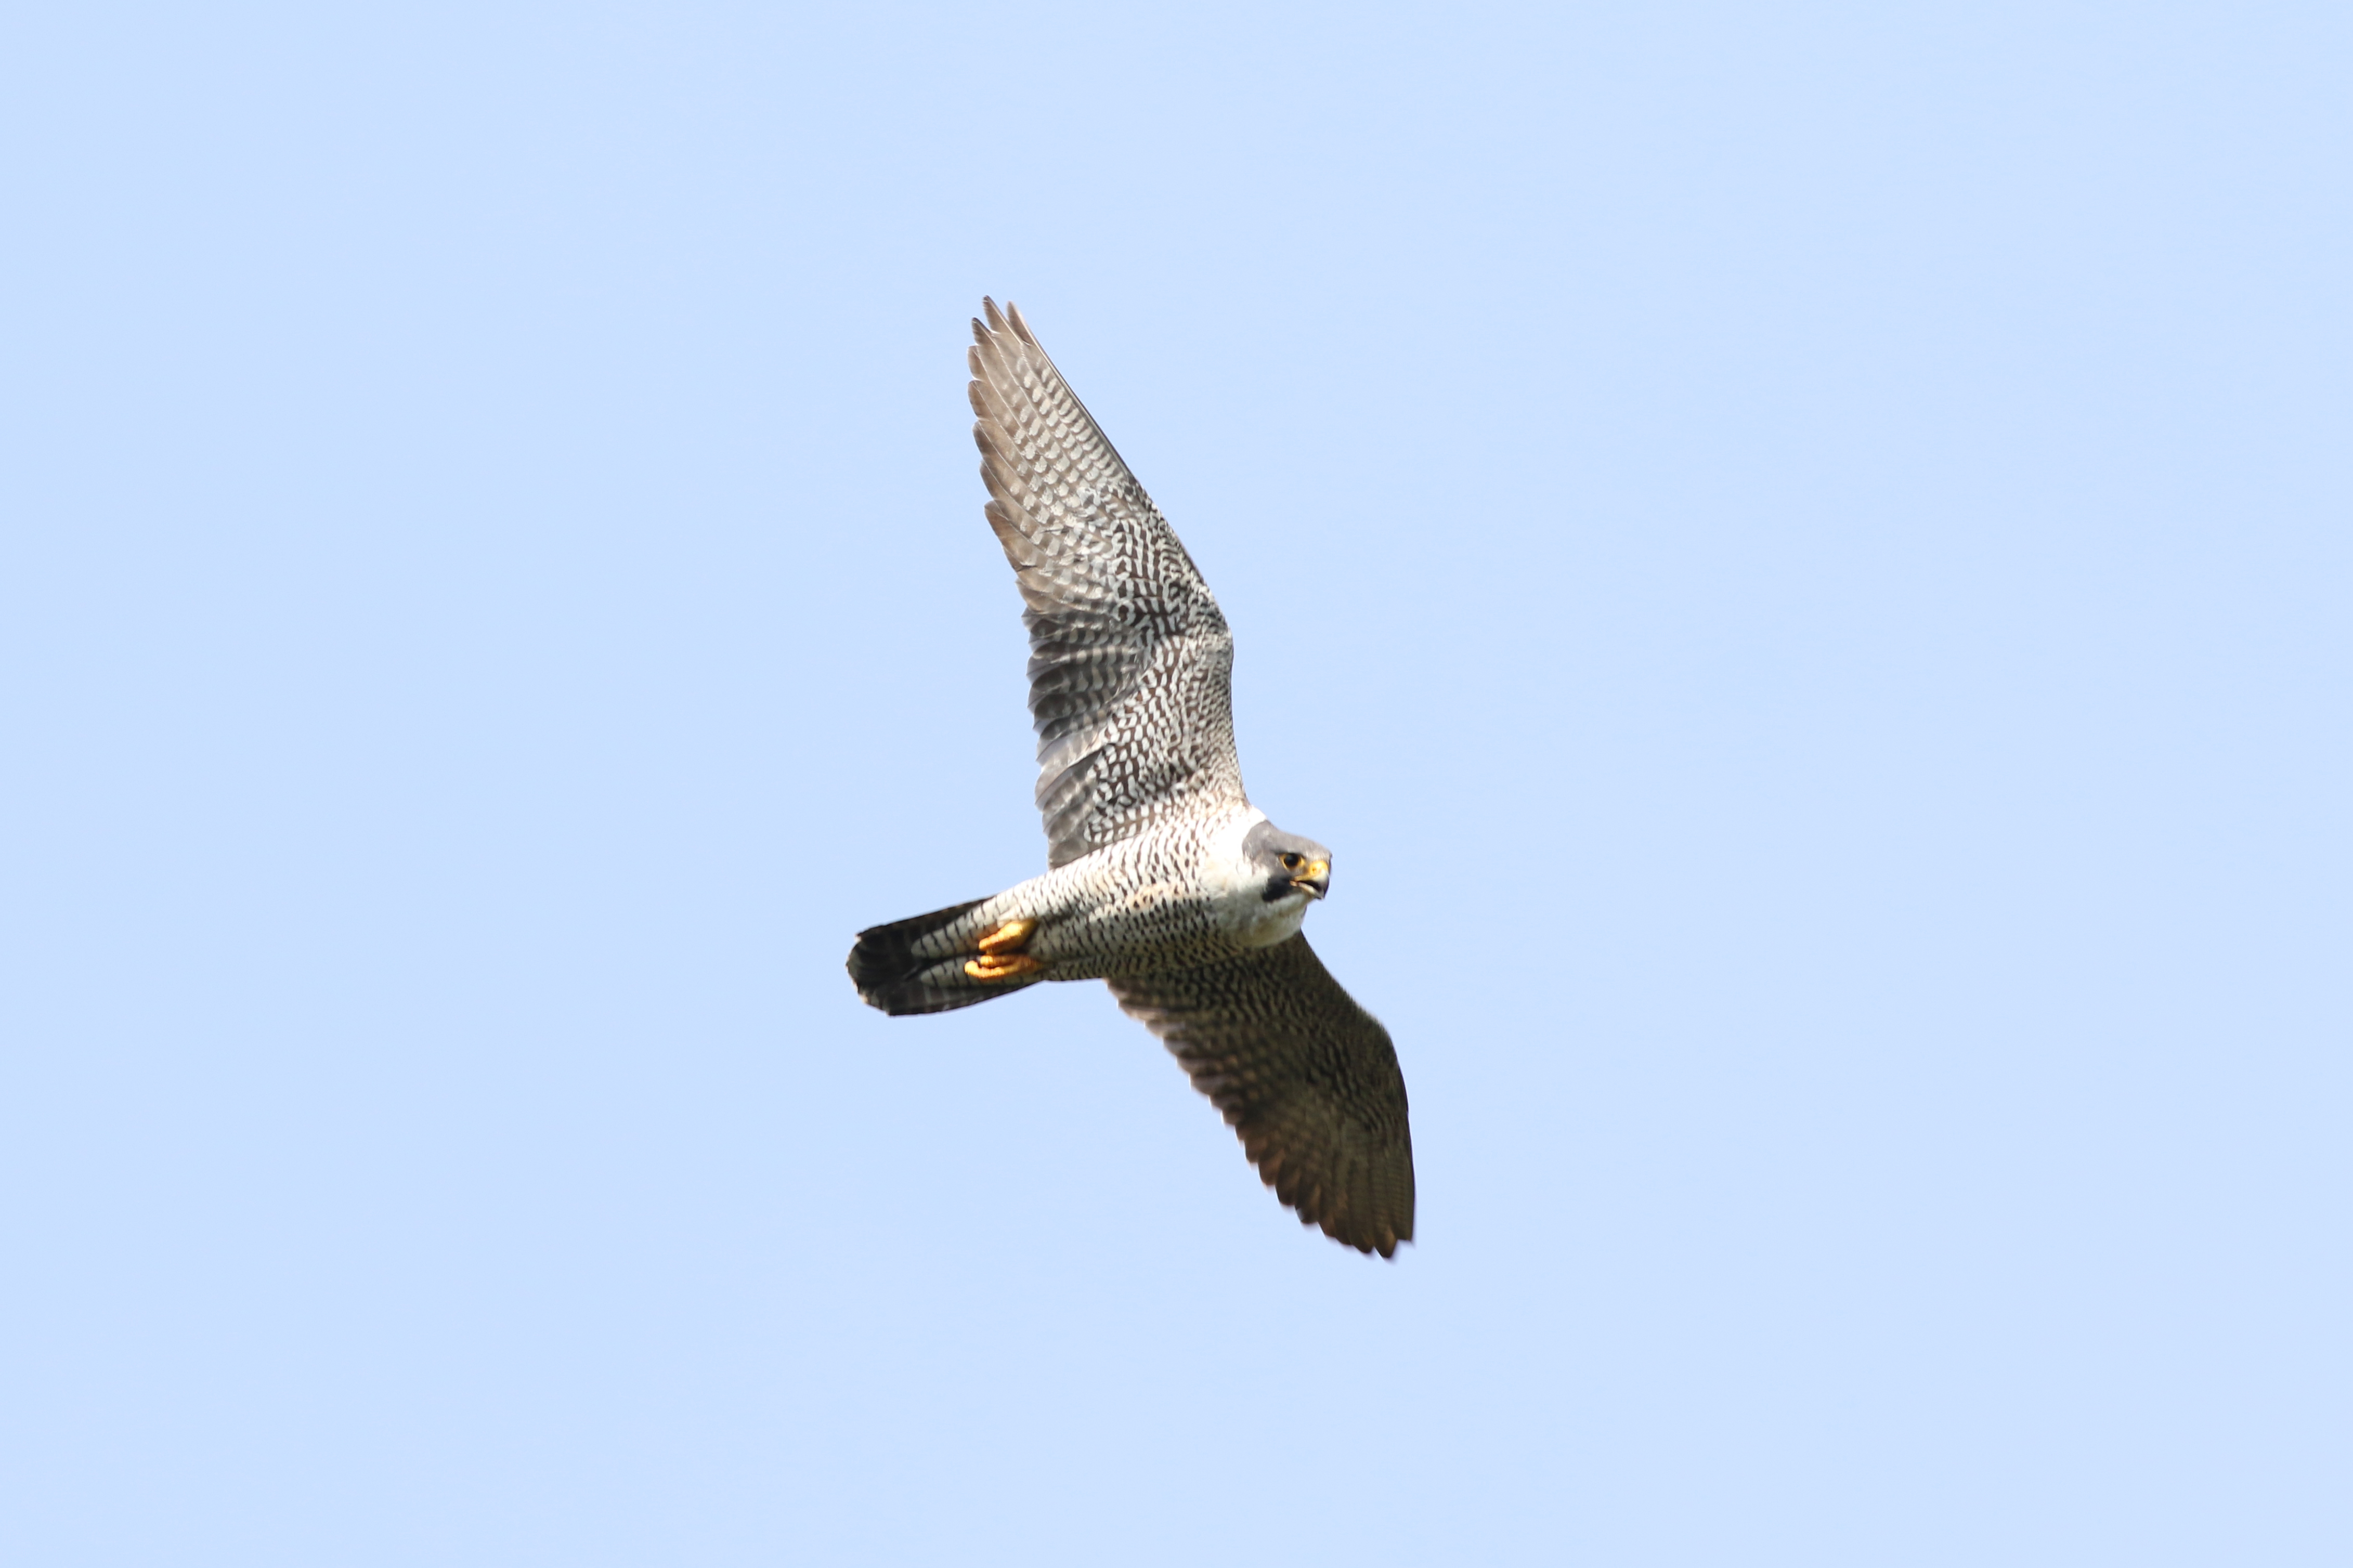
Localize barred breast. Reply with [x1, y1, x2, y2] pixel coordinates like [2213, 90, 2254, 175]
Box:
[937, 807, 1292, 980]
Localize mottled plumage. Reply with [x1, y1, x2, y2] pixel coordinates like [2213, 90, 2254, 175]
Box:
[967, 301, 1245, 869]
[1110, 939, 1413, 1258]
[848, 300, 1414, 1258]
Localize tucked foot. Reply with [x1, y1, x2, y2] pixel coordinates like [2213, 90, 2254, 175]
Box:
[977, 919, 1034, 954]
[964, 918, 1042, 981]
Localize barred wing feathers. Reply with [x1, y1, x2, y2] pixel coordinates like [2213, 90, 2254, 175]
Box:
[968, 299, 1249, 869]
[1108, 935, 1415, 1257]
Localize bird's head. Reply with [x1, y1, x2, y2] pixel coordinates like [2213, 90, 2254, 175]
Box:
[1244, 820, 1332, 904]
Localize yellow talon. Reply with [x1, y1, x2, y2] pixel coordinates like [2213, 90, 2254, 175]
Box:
[976, 919, 1035, 954]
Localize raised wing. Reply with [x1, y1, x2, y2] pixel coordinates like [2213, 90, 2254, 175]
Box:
[1108, 935, 1415, 1257]
[969, 299, 1249, 869]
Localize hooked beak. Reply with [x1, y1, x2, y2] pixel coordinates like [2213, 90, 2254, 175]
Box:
[1296, 858, 1329, 899]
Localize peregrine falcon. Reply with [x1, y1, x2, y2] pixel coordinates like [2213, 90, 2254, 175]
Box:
[847, 299, 1414, 1258]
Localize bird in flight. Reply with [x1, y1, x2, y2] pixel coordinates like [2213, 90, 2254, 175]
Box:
[847, 300, 1414, 1257]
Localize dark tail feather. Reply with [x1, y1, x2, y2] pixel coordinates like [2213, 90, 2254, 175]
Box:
[847, 899, 1041, 1015]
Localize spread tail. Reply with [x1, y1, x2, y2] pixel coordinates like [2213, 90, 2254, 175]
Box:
[847, 899, 1044, 1015]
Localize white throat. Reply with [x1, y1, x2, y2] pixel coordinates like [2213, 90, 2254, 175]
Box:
[1199, 808, 1313, 948]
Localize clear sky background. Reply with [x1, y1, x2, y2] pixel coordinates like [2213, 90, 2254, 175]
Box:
[4, 3, 2346, 1563]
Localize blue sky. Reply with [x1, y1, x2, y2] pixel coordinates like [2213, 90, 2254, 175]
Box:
[3, 3, 2347, 1563]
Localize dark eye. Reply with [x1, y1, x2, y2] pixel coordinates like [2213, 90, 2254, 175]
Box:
[1280, 852, 1304, 872]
